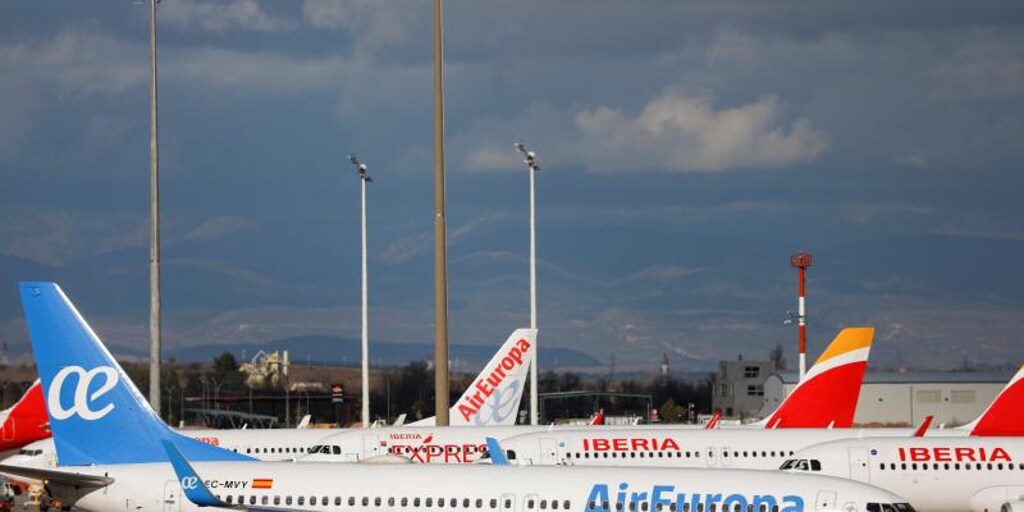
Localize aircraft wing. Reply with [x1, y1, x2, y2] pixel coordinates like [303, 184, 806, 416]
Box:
[0, 464, 113, 487]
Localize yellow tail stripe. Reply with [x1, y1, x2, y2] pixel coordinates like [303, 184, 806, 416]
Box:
[815, 327, 874, 364]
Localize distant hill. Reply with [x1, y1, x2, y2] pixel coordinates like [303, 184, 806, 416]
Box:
[157, 335, 601, 369]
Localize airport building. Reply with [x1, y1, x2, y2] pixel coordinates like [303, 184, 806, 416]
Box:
[760, 371, 1013, 427]
[710, 358, 777, 418]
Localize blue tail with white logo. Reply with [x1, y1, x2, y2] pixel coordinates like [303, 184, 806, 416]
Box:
[19, 282, 252, 466]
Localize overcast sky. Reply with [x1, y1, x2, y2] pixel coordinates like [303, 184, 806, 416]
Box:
[2, 1, 1023, 372]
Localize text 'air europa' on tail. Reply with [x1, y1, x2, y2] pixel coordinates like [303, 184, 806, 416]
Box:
[762, 327, 874, 429]
[963, 363, 1024, 436]
[410, 328, 536, 427]
[18, 282, 251, 466]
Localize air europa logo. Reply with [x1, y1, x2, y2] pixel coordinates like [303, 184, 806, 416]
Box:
[47, 366, 119, 421]
[585, 483, 804, 512]
[897, 447, 1012, 462]
[583, 438, 682, 452]
[458, 338, 532, 422]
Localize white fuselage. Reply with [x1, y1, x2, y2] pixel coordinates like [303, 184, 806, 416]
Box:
[497, 427, 970, 470]
[785, 437, 1024, 512]
[47, 460, 909, 512]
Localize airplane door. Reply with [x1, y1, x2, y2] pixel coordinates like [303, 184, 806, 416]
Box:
[163, 480, 180, 512]
[814, 491, 837, 512]
[539, 438, 558, 465]
[501, 493, 516, 512]
[720, 446, 733, 467]
[848, 447, 870, 483]
[363, 435, 382, 459]
[706, 448, 717, 467]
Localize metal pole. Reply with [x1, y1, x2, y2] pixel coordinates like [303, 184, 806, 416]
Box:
[147, 0, 162, 415]
[360, 167, 370, 427]
[528, 159, 538, 425]
[515, 142, 541, 425]
[797, 265, 807, 380]
[433, 0, 450, 426]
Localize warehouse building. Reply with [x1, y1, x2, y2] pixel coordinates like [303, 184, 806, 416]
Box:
[710, 358, 777, 419]
[759, 371, 1012, 427]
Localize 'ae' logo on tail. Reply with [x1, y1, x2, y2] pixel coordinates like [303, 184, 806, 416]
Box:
[47, 366, 119, 421]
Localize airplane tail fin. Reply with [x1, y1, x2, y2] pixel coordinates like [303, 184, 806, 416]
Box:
[0, 380, 51, 451]
[960, 364, 1024, 436]
[589, 409, 605, 426]
[409, 328, 536, 426]
[758, 327, 873, 428]
[19, 282, 251, 466]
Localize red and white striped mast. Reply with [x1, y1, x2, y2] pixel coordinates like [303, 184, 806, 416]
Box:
[790, 252, 813, 381]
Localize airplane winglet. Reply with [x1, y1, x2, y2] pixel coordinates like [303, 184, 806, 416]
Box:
[162, 440, 224, 508]
[912, 415, 934, 437]
[485, 437, 510, 466]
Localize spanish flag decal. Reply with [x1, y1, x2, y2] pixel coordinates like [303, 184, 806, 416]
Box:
[252, 479, 273, 489]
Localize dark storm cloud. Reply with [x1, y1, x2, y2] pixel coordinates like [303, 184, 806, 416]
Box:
[2, 1, 1023, 371]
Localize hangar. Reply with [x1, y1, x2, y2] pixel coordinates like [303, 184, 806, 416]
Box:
[760, 371, 1013, 427]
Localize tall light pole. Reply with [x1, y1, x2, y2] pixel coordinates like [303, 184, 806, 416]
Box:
[790, 252, 813, 381]
[147, 0, 162, 415]
[348, 153, 372, 428]
[514, 141, 540, 426]
[433, 0, 450, 426]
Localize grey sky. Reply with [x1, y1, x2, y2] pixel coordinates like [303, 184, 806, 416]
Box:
[2, 1, 1023, 372]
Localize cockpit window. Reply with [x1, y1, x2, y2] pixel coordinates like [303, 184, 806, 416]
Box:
[867, 503, 914, 512]
[779, 459, 821, 471]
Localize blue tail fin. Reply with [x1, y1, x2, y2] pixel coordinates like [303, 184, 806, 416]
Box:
[19, 282, 252, 465]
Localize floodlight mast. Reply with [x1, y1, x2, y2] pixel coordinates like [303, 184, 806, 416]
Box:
[147, 0, 162, 415]
[515, 141, 541, 426]
[348, 153, 372, 427]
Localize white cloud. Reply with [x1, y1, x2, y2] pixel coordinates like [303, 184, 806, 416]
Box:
[574, 92, 828, 173]
[161, 0, 294, 33]
[301, 0, 427, 52]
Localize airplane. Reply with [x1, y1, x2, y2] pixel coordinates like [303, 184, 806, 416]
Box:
[298, 327, 876, 464]
[782, 436, 1024, 512]
[0, 324, 539, 468]
[480, 365, 1024, 469]
[0, 381, 50, 456]
[0, 281, 914, 512]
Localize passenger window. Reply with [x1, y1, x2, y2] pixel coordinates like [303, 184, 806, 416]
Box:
[542, 500, 549, 510]
[350, 497, 357, 506]
[465, 499, 471, 508]
[492, 499, 499, 508]
[415, 498, 421, 507]
[363, 497, 370, 506]
[376, 497, 382, 506]
[426, 498, 433, 507]
[565, 501, 572, 510]
[389, 498, 396, 507]
[336, 497, 342, 506]
[402, 498, 409, 507]
[529, 500, 536, 509]
[477, 499, 484, 508]
[298, 497, 305, 506]
[286, 496, 293, 505]
[452, 498, 459, 507]
[273, 496, 280, 505]
[249, 496, 256, 505]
